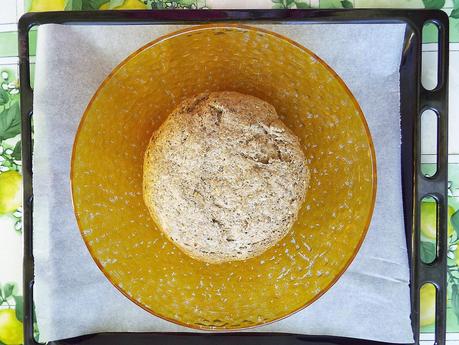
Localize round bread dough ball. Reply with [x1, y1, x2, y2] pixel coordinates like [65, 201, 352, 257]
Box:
[143, 91, 310, 264]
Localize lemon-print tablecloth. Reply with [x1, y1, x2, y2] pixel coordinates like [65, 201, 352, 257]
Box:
[0, 1, 459, 344]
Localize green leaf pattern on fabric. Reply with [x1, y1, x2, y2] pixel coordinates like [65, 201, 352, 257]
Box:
[272, 0, 310, 9]
[341, 0, 353, 8]
[2, 284, 15, 299]
[0, 89, 9, 106]
[81, 0, 110, 10]
[0, 101, 20, 141]
[422, 0, 446, 9]
[12, 141, 21, 161]
[65, 0, 83, 10]
[452, 210, 459, 237]
[452, 284, 459, 323]
[13, 296, 24, 323]
[0, 282, 20, 306]
[295, 1, 310, 8]
[421, 241, 436, 263]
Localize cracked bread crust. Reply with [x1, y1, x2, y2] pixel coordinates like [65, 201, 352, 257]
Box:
[143, 91, 310, 264]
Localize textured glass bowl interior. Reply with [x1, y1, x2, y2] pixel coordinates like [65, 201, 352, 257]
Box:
[71, 24, 377, 330]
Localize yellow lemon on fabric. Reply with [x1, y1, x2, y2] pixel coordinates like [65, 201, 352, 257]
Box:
[0, 309, 23, 345]
[100, 0, 147, 10]
[0, 171, 22, 215]
[29, 0, 65, 11]
[420, 284, 436, 327]
[421, 201, 455, 239]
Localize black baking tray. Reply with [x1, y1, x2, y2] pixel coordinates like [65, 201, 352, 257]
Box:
[18, 8, 449, 345]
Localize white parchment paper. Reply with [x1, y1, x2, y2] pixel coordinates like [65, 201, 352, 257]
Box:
[33, 23, 413, 343]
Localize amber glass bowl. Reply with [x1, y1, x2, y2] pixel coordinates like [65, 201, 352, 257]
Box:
[71, 24, 376, 330]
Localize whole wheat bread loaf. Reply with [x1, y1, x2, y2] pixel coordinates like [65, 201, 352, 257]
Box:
[143, 91, 309, 264]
